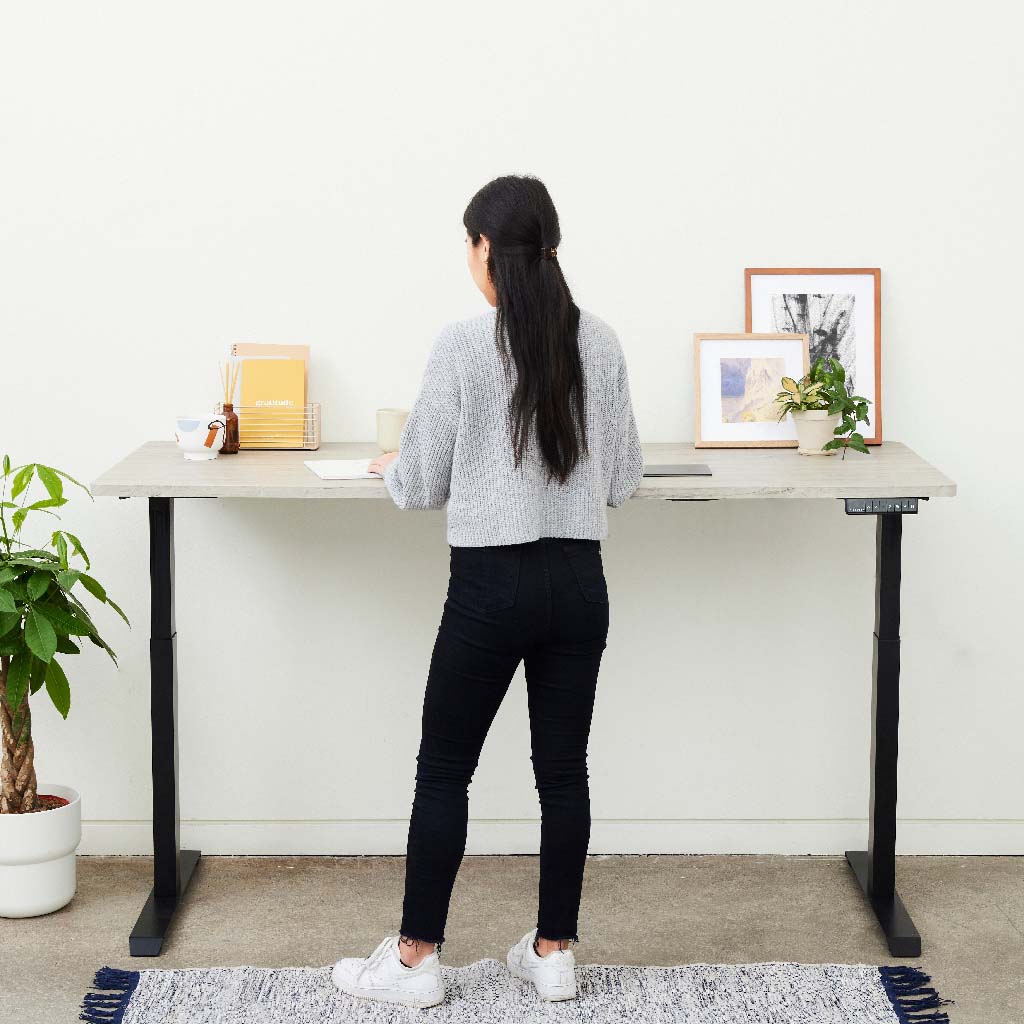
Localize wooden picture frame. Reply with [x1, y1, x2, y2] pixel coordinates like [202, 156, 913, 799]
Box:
[694, 332, 809, 448]
[745, 267, 882, 444]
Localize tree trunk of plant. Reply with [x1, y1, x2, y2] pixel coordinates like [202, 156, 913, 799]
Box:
[0, 655, 37, 813]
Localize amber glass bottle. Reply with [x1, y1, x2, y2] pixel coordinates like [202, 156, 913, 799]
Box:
[220, 404, 240, 454]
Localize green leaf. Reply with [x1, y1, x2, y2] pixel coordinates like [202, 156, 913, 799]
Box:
[87, 631, 118, 667]
[64, 591, 98, 628]
[27, 571, 52, 601]
[26, 497, 67, 512]
[11, 549, 58, 562]
[106, 596, 130, 627]
[52, 467, 92, 499]
[5, 651, 30, 711]
[24, 607, 58, 662]
[0, 610, 21, 636]
[0, 636, 22, 656]
[6, 557, 56, 569]
[54, 532, 69, 568]
[35, 602, 93, 636]
[29, 653, 46, 695]
[0, 589, 16, 613]
[56, 569, 80, 591]
[63, 532, 90, 570]
[34, 465, 64, 503]
[55, 635, 81, 655]
[2, 454, 9, 476]
[844, 432, 869, 455]
[0, 567, 16, 584]
[12, 509, 27, 532]
[78, 573, 107, 603]
[10, 465, 34, 500]
[45, 659, 71, 718]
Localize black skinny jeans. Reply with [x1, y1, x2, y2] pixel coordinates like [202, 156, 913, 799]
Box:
[399, 536, 610, 947]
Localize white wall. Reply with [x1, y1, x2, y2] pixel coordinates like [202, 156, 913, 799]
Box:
[2, 1, 1021, 856]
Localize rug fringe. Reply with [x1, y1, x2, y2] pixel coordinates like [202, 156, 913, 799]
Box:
[80, 967, 140, 1024]
[878, 966, 956, 1024]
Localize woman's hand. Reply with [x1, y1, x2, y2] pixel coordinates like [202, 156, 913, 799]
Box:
[368, 451, 399, 476]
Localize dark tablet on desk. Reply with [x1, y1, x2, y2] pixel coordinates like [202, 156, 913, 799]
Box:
[642, 463, 713, 477]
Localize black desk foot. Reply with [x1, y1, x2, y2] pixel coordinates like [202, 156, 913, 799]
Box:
[845, 849, 921, 957]
[129, 849, 201, 957]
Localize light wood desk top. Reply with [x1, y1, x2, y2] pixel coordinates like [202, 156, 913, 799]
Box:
[91, 441, 956, 501]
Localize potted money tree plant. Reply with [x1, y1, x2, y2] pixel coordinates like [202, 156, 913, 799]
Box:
[0, 455, 129, 917]
[774, 357, 872, 457]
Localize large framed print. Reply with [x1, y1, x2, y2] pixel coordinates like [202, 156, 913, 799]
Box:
[694, 332, 809, 448]
[745, 267, 882, 444]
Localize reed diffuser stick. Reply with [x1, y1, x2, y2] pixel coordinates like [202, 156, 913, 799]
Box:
[218, 360, 241, 405]
[218, 358, 241, 454]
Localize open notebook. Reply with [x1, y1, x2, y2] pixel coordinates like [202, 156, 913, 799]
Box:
[304, 458, 381, 480]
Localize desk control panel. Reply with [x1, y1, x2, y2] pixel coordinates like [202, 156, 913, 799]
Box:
[844, 497, 922, 515]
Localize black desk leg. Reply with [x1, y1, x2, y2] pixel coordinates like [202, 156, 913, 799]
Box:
[845, 512, 922, 957]
[129, 497, 201, 956]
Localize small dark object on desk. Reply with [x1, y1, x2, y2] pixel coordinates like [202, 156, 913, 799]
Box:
[642, 464, 713, 477]
[219, 403, 240, 455]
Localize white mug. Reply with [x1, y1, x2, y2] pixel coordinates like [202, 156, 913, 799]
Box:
[376, 408, 409, 453]
[174, 414, 227, 461]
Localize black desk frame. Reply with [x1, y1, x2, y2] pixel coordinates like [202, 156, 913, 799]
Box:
[844, 508, 921, 957]
[128, 494, 922, 958]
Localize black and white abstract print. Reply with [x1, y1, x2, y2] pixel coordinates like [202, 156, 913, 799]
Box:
[772, 293, 856, 390]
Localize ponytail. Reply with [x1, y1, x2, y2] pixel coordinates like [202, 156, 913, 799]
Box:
[463, 175, 585, 485]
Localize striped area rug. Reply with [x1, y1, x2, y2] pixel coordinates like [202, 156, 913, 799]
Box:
[80, 960, 953, 1023]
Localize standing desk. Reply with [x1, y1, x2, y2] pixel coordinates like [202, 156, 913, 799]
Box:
[91, 440, 957, 958]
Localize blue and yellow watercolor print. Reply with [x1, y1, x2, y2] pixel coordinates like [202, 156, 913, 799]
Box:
[720, 357, 786, 424]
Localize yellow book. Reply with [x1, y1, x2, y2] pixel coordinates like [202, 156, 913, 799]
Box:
[238, 358, 306, 447]
[231, 343, 309, 393]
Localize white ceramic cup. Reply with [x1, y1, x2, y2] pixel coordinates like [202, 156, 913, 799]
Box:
[174, 414, 227, 461]
[376, 408, 409, 453]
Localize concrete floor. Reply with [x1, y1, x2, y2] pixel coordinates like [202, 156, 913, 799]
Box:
[2, 854, 1021, 1023]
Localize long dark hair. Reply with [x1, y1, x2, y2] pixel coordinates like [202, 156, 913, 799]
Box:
[463, 175, 585, 485]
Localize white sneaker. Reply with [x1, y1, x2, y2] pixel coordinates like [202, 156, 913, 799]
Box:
[332, 935, 445, 1008]
[506, 929, 577, 1001]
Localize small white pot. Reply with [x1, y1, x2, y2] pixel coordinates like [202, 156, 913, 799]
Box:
[790, 409, 842, 456]
[174, 414, 226, 461]
[0, 783, 81, 918]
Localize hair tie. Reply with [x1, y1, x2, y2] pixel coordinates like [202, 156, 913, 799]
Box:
[540, 246, 558, 260]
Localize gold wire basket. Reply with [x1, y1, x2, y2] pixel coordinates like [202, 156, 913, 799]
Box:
[217, 402, 321, 450]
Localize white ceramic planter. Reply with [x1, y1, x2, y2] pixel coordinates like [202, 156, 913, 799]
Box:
[0, 783, 81, 918]
[791, 409, 842, 456]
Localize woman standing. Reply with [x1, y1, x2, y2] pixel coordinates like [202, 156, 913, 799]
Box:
[332, 175, 643, 1008]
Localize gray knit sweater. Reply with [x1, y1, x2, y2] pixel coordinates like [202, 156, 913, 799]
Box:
[383, 306, 643, 546]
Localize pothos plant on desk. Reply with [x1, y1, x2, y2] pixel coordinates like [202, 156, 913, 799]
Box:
[0, 454, 129, 918]
[774, 357, 873, 458]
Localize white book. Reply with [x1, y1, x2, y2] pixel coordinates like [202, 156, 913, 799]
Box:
[303, 458, 380, 480]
